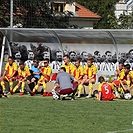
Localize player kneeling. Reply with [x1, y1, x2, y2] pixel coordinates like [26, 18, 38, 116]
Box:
[52, 67, 78, 100]
[93, 76, 115, 101]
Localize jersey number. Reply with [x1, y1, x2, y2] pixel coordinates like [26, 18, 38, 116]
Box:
[104, 85, 109, 94]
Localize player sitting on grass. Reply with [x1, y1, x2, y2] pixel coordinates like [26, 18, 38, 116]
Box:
[120, 64, 133, 93]
[11, 61, 31, 95]
[93, 76, 115, 101]
[52, 67, 78, 100]
[0, 85, 8, 98]
[113, 62, 125, 98]
[31, 58, 52, 96]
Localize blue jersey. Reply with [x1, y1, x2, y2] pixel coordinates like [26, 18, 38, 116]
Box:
[31, 65, 40, 79]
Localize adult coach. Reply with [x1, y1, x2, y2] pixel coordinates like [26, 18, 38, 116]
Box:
[54, 67, 78, 100]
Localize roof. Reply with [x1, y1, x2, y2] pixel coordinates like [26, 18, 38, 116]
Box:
[75, 3, 101, 19]
[0, 28, 132, 45]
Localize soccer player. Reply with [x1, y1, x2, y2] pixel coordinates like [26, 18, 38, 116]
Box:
[96, 76, 115, 101]
[54, 67, 78, 100]
[72, 58, 84, 98]
[0, 56, 18, 93]
[113, 62, 125, 97]
[31, 58, 52, 96]
[61, 55, 75, 74]
[121, 64, 133, 92]
[82, 57, 98, 98]
[27, 59, 41, 91]
[12, 61, 31, 95]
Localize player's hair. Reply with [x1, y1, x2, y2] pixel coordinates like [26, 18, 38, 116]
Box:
[43, 58, 49, 62]
[75, 57, 81, 63]
[124, 64, 131, 70]
[87, 56, 94, 63]
[19, 60, 25, 65]
[8, 56, 14, 60]
[60, 67, 66, 72]
[119, 61, 124, 66]
[63, 54, 70, 59]
[98, 76, 105, 83]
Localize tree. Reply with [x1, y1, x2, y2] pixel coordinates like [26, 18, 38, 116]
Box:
[0, 0, 73, 28]
[76, 0, 119, 29]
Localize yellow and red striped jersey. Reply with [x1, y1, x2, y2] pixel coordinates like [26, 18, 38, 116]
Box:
[84, 64, 97, 79]
[5, 62, 18, 76]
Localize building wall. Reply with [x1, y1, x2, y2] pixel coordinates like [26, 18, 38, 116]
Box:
[69, 19, 94, 29]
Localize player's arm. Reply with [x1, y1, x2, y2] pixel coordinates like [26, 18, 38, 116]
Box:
[98, 84, 102, 101]
[1, 63, 8, 78]
[78, 67, 84, 80]
[55, 75, 60, 88]
[11, 62, 18, 78]
[98, 92, 102, 101]
[89, 65, 97, 80]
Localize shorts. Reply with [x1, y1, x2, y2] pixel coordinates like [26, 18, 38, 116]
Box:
[55, 82, 78, 95]
[60, 88, 74, 95]
[113, 80, 120, 86]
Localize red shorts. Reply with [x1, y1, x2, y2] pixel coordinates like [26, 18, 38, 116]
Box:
[55, 82, 78, 95]
[113, 80, 120, 86]
[60, 88, 73, 95]
[5, 75, 18, 81]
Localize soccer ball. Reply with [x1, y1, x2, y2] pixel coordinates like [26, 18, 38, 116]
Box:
[124, 93, 132, 100]
[53, 94, 59, 100]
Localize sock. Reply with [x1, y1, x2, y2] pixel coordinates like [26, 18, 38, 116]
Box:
[89, 83, 93, 95]
[43, 82, 46, 93]
[33, 85, 39, 92]
[21, 82, 25, 92]
[13, 85, 19, 92]
[78, 84, 83, 95]
[9, 81, 13, 91]
[1, 81, 6, 91]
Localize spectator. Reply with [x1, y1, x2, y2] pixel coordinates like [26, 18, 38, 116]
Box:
[125, 49, 133, 63]
[31, 58, 52, 96]
[12, 61, 31, 95]
[105, 51, 112, 63]
[54, 67, 78, 100]
[69, 51, 77, 62]
[0, 56, 18, 94]
[94, 51, 101, 63]
[81, 56, 98, 98]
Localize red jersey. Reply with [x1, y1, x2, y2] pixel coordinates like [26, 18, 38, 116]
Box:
[98, 82, 115, 101]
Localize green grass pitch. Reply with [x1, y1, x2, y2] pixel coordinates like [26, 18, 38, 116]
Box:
[0, 94, 133, 133]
